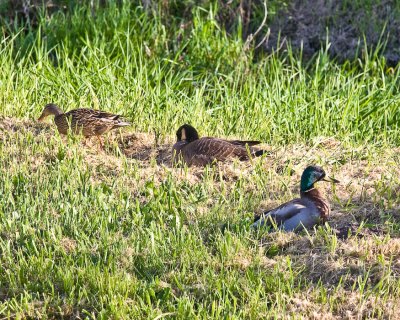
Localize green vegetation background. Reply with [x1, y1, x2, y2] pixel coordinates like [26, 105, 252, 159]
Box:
[0, 1, 399, 319]
[1, 0, 399, 144]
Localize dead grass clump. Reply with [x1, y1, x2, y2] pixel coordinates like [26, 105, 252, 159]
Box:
[285, 289, 399, 319]
[283, 234, 400, 291]
[335, 290, 400, 319]
[340, 237, 400, 261]
[229, 250, 252, 270]
[0, 116, 51, 137]
[286, 293, 334, 319]
[60, 237, 77, 253]
[262, 232, 311, 255]
[118, 132, 172, 166]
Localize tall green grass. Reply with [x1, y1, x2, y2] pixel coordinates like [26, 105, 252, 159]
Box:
[0, 1, 399, 144]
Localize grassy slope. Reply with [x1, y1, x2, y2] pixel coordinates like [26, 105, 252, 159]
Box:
[0, 2, 400, 319]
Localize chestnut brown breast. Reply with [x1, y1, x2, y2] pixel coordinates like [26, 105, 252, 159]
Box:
[301, 188, 330, 222]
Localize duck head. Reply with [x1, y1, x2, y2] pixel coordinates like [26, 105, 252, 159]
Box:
[300, 165, 339, 192]
[176, 124, 199, 143]
[38, 103, 64, 121]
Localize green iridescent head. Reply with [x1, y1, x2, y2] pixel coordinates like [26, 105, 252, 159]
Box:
[300, 165, 339, 192]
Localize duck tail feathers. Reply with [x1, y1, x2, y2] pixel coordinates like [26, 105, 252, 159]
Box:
[251, 217, 265, 229]
[253, 149, 266, 157]
[253, 213, 262, 223]
[115, 121, 131, 127]
[230, 140, 261, 146]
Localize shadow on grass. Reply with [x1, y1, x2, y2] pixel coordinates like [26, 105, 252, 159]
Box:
[117, 133, 172, 166]
[330, 192, 400, 239]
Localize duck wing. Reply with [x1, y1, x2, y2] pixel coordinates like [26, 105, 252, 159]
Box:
[67, 109, 124, 120]
[88, 110, 131, 127]
[225, 140, 267, 158]
[227, 140, 261, 147]
[252, 199, 306, 229]
[182, 137, 250, 165]
[91, 110, 122, 120]
[65, 109, 130, 135]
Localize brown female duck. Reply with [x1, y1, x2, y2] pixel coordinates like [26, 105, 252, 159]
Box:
[38, 103, 131, 145]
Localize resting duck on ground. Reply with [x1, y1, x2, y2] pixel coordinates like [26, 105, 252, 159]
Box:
[252, 165, 339, 232]
[172, 124, 266, 167]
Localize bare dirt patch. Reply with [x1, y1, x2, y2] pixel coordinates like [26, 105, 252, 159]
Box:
[265, 0, 400, 65]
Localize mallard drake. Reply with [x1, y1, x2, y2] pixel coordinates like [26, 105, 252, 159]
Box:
[172, 124, 266, 167]
[252, 165, 339, 232]
[38, 103, 131, 145]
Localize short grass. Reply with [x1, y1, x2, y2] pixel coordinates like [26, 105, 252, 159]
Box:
[0, 1, 400, 319]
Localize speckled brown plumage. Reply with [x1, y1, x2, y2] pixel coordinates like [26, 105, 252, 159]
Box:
[172, 124, 265, 166]
[38, 103, 131, 138]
